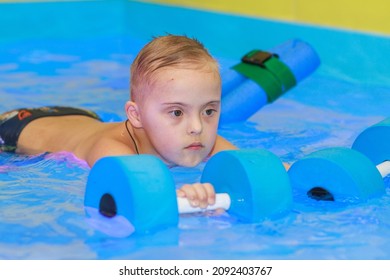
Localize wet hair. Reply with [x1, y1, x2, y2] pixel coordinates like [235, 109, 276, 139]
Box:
[130, 34, 220, 103]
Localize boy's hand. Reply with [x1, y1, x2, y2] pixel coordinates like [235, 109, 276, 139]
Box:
[176, 183, 216, 209]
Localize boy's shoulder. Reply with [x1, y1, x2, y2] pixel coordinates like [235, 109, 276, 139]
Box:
[210, 135, 238, 156]
[86, 132, 135, 167]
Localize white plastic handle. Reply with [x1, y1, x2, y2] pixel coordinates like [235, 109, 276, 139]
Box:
[377, 160, 390, 178]
[177, 193, 231, 214]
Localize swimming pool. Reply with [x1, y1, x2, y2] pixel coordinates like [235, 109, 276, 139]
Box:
[1, 1, 390, 260]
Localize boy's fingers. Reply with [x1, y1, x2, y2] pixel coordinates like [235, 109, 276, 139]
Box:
[179, 184, 199, 207]
[202, 183, 216, 205]
[192, 183, 209, 208]
[176, 189, 186, 198]
[177, 183, 216, 209]
[193, 183, 216, 209]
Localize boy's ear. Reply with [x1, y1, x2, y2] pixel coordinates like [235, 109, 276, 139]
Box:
[125, 101, 143, 128]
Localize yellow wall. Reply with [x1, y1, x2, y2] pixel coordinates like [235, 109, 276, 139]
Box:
[0, 0, 93, 2]
[141, 0, 390, 35]
[1, 0, 389, 35]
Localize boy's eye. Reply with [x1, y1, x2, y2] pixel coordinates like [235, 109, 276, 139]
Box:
[170, 110, 183, 117]
[204, 108, 216, 116]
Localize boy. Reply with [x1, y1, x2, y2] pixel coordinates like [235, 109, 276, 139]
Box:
[0, 35, 237, 210]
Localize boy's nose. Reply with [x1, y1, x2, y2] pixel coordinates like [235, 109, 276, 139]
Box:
[187, 116, 203, 135]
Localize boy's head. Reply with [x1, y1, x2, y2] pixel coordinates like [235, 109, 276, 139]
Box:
[127, 35, 221, 167]
[130, 34, 220, 103]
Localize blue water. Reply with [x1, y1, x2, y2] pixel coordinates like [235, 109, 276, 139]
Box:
[1, 1, 390, 259]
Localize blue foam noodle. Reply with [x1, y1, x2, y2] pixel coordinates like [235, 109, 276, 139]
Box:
[219, 80, 267, 124]
[221, 69, 246, 97]
[220, 39, 320, 124]
[269, 39, 321, 82]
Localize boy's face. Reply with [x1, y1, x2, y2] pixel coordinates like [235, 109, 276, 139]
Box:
[138, 67, 221, 167]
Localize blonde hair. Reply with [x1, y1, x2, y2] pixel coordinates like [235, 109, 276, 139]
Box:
[130, 35, 220, 103]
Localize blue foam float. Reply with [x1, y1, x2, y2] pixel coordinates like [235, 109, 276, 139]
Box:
[84, 149, 292, 236]
[288, 147, 385, 202]
[352, 117, 390, 166]
[201, 149, 292, 221]
[84, 155, 179, 234]
[219, 39, 320, 124]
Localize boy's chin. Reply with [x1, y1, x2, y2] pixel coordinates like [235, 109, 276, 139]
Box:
[162, 153, 206, 168]
[181, 162, 201, 168]
[175, 158, 204, 168]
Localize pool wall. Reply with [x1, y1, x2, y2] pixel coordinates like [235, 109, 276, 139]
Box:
[1, 0, 390, 86]
[1, 0, 390, 35]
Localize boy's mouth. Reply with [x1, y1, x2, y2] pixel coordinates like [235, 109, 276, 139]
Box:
[185, 142, 204, 150]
